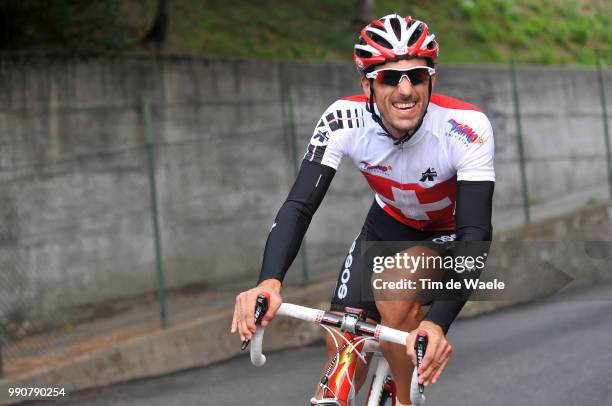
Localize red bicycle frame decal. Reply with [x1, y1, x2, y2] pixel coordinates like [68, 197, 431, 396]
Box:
[323, 332, 365, 405]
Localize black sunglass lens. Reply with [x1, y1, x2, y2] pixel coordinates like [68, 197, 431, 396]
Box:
[408, 69, 430, 85]
[377, 69, 430, 86]
[379, 70, 403, 86]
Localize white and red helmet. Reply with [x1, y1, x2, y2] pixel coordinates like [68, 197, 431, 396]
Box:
[354, 14, 439, 74]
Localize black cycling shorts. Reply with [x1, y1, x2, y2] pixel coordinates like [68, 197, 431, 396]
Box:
[329, 201, 456, 322]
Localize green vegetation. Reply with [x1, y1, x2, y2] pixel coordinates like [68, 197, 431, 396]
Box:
[2, 0, 610, 65]
[0, 0, 132, 52]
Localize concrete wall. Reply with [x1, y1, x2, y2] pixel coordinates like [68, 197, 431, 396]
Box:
[0, 55, 611, 333]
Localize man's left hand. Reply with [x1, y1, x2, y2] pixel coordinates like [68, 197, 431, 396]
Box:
[406, 320, 453, 386]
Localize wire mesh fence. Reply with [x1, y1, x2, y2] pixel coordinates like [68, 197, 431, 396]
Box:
[0, 54, 610, 383]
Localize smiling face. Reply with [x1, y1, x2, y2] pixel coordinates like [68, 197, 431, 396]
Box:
[361, 58, 436, 139]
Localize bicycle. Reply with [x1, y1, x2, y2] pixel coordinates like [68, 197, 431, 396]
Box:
[246, 295, 427, 406]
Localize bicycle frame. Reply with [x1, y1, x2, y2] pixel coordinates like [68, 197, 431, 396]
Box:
[250, 302, 425, 406]
[316, 330, 365, 405]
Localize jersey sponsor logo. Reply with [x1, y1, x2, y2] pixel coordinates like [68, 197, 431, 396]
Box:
[337, 237, 358, 300]
[310, 129, 329, 147]
[420, 168, 437, 182]
[432, 233, 456, 244]
[359, 161, 393, 175]
[304, 119, 330, 162]
[447, 119, 486, 145]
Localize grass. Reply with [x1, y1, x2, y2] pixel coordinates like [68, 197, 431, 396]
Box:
[152, 0, 611, 65]
[6, 0, 611, 65]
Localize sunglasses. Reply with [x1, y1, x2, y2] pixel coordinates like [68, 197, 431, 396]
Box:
[365, 66, 436, 86]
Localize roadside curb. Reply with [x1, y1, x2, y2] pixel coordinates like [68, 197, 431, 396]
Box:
[0, 280, 334, 405]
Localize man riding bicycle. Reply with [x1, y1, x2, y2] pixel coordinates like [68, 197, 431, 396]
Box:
[232, 14, 494, 406]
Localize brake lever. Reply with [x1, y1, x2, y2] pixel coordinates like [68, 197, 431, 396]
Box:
[241, 294, 269, 350]
[415, 334, 428, 394]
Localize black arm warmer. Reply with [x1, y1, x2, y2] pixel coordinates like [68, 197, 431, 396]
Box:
[257, 160, 336, 284]
[424, 180, 495, 333]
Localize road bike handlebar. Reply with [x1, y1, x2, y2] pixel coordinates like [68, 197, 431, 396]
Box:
[250, 302, 409, 366]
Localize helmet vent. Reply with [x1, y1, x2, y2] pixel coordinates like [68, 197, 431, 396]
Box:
[366, 31, 392, 50]
[390, 17, 402, 41]
[408, 24, 424, 46]
[355, 48, 373, 58]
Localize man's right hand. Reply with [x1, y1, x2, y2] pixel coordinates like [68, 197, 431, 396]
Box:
[230, 279, 282, 342]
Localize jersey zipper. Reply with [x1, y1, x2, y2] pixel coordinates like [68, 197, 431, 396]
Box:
[397, 137, 426, 231]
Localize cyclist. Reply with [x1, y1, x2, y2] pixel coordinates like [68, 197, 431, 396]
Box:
[232, 14, 494, 405]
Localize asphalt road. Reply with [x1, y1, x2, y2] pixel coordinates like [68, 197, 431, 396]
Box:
[32, 282, 612, 406]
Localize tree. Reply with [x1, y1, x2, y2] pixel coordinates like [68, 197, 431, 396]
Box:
[0, 0, 129, 52]
[143, 0, 171, 49]
[354, 0, 375, 29]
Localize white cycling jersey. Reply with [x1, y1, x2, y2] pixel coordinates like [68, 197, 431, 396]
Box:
[304, 94, 495, 231]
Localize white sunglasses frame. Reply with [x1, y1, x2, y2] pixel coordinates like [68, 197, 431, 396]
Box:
[365, 66, 436, 84]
